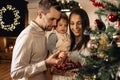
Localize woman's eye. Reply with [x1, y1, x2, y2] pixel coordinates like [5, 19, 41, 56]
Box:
[77, 21, 82, 25]
[70, 22, 74, 25]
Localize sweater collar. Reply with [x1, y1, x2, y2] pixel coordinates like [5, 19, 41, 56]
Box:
[30, 21, 45, 32]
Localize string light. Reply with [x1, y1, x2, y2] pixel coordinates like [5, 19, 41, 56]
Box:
[0, 5, 20, 31]
[57, 0, 81, 12]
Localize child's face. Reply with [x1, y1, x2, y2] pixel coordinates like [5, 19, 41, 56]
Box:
[56, 18, 68, 34]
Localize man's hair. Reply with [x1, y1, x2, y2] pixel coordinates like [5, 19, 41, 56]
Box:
[39, 0, 61, 14]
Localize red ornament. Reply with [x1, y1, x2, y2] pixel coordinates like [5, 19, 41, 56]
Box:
[90, 0, 105, 8]
[94, 19, 104, 30]
[51, 59, 81, 74]
[115, 21, 120, 28]
[108, 13, 118, 22]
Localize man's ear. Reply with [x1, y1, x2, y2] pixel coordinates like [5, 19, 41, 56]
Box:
[38, 10, 42, 18]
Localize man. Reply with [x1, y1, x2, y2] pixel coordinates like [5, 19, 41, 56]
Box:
[11, 0, 65, 80]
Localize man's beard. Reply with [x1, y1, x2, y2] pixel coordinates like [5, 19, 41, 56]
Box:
[45, 26, 53, 31]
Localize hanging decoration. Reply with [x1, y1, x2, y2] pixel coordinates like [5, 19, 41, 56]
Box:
[57, 0, 81, 12]
[0, 5, 20, 31]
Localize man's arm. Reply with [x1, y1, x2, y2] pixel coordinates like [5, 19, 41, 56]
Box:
[11, 34, 47, 79]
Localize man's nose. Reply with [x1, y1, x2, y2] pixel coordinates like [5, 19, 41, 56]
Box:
[53, 20, 57, 27]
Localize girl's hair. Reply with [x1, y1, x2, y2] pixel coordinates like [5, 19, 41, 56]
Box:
[60, 13, 68, 22]
[69, 8, 90, 51]
[57, 12, 68, 24]
[54, 13, 68, 30]
[39, 0, 61, 14]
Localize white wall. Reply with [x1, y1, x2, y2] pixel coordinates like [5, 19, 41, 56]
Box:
[75, 0, 98, 27]
[27, 0, 98, 26]
[27, 0, 39, 24]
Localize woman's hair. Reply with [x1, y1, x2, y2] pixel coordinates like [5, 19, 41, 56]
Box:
[38, 0, 61, 14]
[69, 8, 90, 51]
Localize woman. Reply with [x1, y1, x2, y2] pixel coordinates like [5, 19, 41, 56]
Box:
[52, 8, 91, 80]
[69, 8, 91, 63]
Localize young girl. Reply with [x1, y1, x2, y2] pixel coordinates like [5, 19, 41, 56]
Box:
[47, 13, 71, 80]
[47, 13, 71, 57]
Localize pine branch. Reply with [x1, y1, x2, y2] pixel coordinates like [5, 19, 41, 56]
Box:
[102, 0, 119, 12]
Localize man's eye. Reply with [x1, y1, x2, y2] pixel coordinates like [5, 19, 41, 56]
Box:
[50, 18, 54, 20]
[50, 19, 53, 21]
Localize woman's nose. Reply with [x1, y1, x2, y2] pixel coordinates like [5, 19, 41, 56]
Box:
[74, 24, 78, 29]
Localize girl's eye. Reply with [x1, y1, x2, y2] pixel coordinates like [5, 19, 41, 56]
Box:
[58, 23, 62, 26]
[65, 24, 68, 27]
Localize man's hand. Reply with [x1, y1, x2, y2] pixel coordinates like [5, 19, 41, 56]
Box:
[58, 51, 67, 63]
[45, 50, 67, 66]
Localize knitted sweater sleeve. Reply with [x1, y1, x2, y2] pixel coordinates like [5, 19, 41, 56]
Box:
[47, 33, 58, 53]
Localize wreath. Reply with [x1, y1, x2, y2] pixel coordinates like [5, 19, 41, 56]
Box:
[0, 5, 20, 31]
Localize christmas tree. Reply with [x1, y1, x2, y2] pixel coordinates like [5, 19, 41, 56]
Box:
[77, 0, 120, 80]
